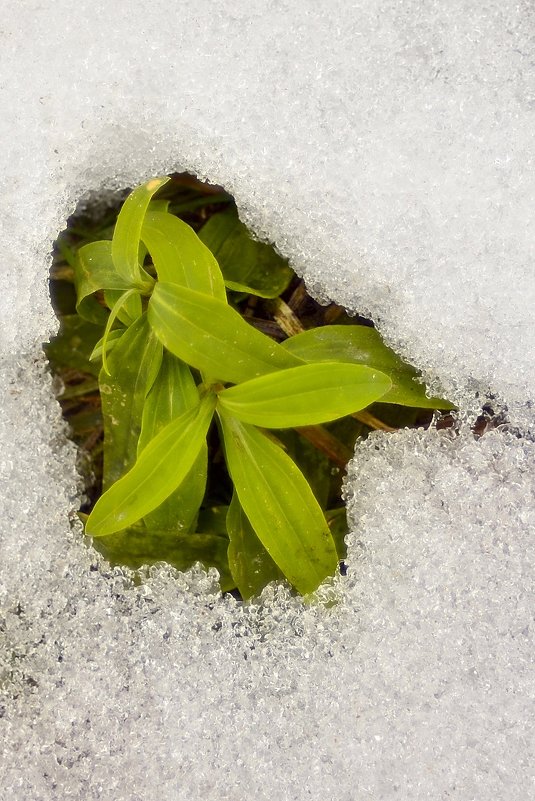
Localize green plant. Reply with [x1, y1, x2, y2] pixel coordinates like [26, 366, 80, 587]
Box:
[49, 176, 454, 598]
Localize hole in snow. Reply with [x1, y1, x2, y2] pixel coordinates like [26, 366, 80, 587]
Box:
[45, 172, 453, 599]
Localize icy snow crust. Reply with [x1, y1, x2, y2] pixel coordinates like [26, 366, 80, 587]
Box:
[1, 1, 534, 799]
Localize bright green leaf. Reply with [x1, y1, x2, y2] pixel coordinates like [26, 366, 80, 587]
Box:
[281, 325, 455, 409]
[100, 313, 162, 490]
[226, 492, 284, 600]
[148, 199, 170, 214]
[199, 208, 293, 298]
[90, 327, 124, 362]
[218, 412, 338, 595]
[103, 287, 143, 329]
[138, 352, 199, 448]
[217, 362, 392, 427]
[100, 288, 142, 375]
[74, 240, 131, 324]
[148, 282, 303, 384]
[86, 392, 216, 537]
[141, 210, 226, 300]
[112, 177, 169, 284]
[138, 352, 207, 533]
[273, 428, 333, 510]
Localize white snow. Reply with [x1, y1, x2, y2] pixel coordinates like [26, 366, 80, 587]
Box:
[0, 1, 533, 799]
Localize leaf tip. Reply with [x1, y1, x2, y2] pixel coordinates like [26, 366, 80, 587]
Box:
[146, 177, 169, 193]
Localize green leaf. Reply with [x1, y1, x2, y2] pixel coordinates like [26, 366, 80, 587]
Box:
[199, 208, 293, 298]
[169, 192, 231, 215]
[45, 314, 104, 377]
[112, 177, 169, 284]
[138, 352, 207, 533]
[89, 327, 124, 363]
[272, 428, 333, 509]
[92, 521, 233, 590]
[59, 376, 99, 401]
[226, 492, 284, 600]
[217, 362, 392, 427]
[74, 240, 131, 324]
[218, 412, 338, 595]
[148, 199, 170, 214]
[86, 392, 216, 537]
[100, 313, 163, 490]
[103, 287, 142, 330]
[100, 288, 142, 375]
[148, 282, 303, 384]
[138, 352, 199, 447]
[281, 325, 455, 409]
[196, 505, 229, 536]
[141, 210, 226, 300]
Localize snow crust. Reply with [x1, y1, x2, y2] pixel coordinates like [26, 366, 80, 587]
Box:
[0, 1, 533, 799]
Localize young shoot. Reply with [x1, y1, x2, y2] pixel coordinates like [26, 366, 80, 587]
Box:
[47, 175, 454, 599]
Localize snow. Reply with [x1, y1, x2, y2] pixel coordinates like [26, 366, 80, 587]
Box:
[0, 1, 533, 799]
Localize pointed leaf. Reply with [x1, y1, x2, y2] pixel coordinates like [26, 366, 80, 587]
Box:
[74, 240, 130, 324]
[226, 492, 284, 600]
[86, 392, 216, 537]
[142, 446, 207, 534]
[281, 325, 454, 409]
[148, 199, 170, 213]
[141, 210, 226, 299]
[103, 288, 142, 327]
[100, 289, 142, 375]
[90, 327, 124, 363]
[218, 412, 338, 594]
[100, 313, 162, 490]
[148, 282, 303, 384]
[112, 177, 169, 284]
[218, 362, 392, 427]
[138, 352, 207, 533]
[199, 208, 293, 298]
[138, 352, 199, 448]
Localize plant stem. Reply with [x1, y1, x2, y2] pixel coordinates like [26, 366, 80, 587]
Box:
[295, 425, 352, 468]
[271, 298, 305, 337]
[352, 410, 396, 432]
